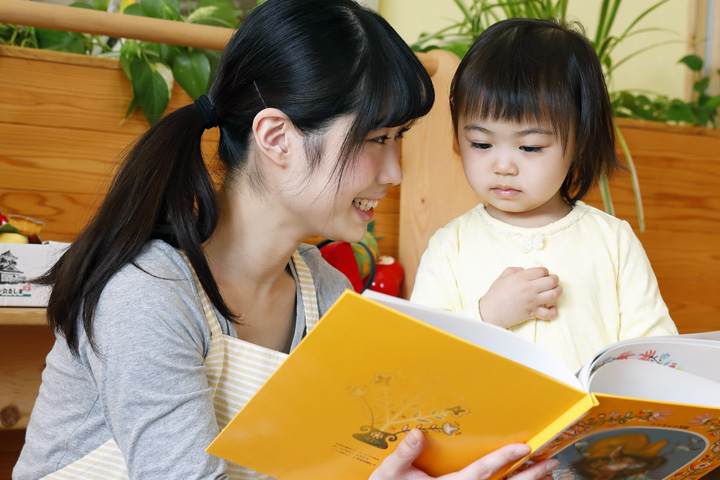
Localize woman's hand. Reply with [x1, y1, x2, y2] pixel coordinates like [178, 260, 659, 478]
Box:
[369, 429, 559, 480]
[478, 267, 562, 329]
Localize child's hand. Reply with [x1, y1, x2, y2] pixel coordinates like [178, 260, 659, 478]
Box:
[478, 267, 562, 328]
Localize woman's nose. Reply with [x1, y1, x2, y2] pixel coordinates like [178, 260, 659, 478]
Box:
[378, 148, 403, 186]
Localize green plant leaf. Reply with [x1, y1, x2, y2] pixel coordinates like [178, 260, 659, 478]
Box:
[679, 54, 703, 72]
[695, 107, 712, 127]
[119, 39, 141, 78]
[35, 28, 87, 54]
[123, 3, 146, 16]
[444, 42, 470, 60]
[199, 48, 223, 78]
[130, 59, 174, 124]
[123, 95, 140, 121]
[68, 2, 95, 9]
[188, 0, 242, 27]
[615, 124, 645, 231]
[91, 0, 109, 10]
[172, 52, 211, 99]
[141, 0, 181, 21]
[705, 95, 720, 111]
[666, 103, 696, 123]
[141, 41, 180, 65]
[693, 77, 710, 94]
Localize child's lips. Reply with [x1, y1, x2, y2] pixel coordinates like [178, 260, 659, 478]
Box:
[492, 186, 520, 198]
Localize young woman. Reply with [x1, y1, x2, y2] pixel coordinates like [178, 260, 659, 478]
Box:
[14, 2, 559, 479]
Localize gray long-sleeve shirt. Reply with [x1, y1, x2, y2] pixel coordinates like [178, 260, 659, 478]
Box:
[14, 240, 349, 479]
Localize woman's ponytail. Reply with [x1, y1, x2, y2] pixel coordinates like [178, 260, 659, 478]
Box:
[39, 103, 233, 356]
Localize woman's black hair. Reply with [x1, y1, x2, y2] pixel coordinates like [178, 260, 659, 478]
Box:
[450, 18, 620, 205]
[39, 0, 434, 356]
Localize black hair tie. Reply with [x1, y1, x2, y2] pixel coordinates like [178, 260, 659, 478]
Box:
[194, 95, 219, 129]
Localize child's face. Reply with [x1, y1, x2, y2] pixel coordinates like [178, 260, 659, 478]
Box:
[457, 116, 574, 227]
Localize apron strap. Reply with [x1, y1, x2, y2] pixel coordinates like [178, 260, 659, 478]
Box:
[291, 250, 319, 332]
[180, 251, 223, 338]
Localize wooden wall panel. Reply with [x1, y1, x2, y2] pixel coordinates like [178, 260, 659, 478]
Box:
[0, 429, 26, 479]
[584, 119, 720, 334]
[398, 49, 481, 298]
[0, 326, 55, 431]
[0, 46, 220, 243]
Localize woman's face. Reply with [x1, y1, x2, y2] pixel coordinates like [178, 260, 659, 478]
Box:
[287, 115, 407, 243]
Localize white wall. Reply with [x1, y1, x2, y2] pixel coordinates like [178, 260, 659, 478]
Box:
[379, 0, 691, 99]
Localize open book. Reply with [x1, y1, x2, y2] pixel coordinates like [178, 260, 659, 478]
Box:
[206, 290, 720, 480]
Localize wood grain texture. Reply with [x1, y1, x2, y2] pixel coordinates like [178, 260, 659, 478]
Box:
[0, 47, 220, 242]
[0, 1, 232, 51]
[0, 429, 26, 479]
[398, 49, 481, 298]
[0, 309, 46, 327]
[0, 325, 55, 430]
[584, 118, 720, 334]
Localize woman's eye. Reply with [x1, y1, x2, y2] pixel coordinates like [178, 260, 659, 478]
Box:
[471, 142, 491, 150]
[520, 146, 542, 153]
[395, 128, 410, 139]
[371, 135, 390, 144]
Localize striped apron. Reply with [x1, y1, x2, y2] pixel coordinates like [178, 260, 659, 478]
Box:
[43, 250, 319, 480]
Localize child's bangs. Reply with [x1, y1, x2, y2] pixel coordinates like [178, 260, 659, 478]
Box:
[457, 27, 579, 150]
[463, 85, 575, 150]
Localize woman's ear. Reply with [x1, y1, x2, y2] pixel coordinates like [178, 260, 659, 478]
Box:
[252, 108, 296, 168]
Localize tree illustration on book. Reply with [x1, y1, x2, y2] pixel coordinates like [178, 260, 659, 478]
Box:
[348, 372, 470, 449]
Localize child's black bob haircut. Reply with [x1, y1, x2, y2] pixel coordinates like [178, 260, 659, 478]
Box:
[450, 18, 620, 205]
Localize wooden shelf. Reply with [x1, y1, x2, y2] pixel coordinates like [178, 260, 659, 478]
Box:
[0, 308, 47, 327]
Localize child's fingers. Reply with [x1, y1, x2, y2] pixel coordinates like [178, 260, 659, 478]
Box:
[500, 266, 525, 277]
[521, 267, 550, 280]
[534, 304, 558, 321]
[530, 274, 560, 294]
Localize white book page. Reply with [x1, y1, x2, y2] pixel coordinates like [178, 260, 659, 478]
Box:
[362, 291, 583, 390]
[578, 338, 720, 388]
[587, 359, 720, 408]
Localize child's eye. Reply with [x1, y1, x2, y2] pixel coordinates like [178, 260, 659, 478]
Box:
[520, 146, 542, 153]
[471, 142, 491, 150]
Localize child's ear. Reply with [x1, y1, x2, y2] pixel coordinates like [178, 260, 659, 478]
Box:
[252, 108, 295, 168]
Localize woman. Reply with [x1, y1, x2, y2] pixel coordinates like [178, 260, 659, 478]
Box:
[14, 1, 558, 478]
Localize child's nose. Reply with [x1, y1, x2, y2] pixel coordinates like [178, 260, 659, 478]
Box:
[493, 151, 518, 175]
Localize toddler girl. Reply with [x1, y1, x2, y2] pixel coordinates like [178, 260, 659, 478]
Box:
[411, 18, 677, 372]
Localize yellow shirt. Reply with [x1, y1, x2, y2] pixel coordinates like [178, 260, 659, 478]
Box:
[410, 201, 678, 373]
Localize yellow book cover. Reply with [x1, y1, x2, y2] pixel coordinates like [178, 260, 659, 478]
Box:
[206, 290, 720, 480]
